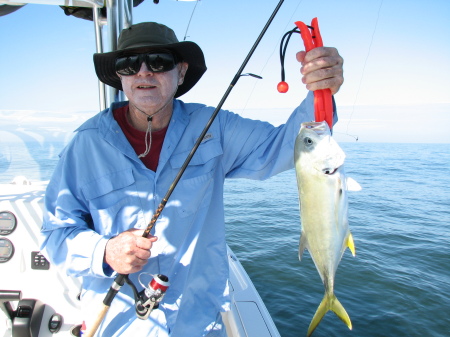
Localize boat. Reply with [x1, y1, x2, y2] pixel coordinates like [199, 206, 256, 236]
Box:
[0, 0, 281, 336]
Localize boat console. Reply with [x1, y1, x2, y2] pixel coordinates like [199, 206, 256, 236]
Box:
[0, 182, 84, 337]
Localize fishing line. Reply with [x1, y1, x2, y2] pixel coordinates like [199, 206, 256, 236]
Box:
[345, 0, 384, 138]
[236, 0, 305, 115]
[183, 0, 200, 41]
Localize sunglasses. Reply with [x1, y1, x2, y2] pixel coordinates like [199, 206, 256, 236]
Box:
[115, 52, 179, 76]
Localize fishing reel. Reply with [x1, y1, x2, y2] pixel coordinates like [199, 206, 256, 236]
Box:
[134, 274, 170, 320]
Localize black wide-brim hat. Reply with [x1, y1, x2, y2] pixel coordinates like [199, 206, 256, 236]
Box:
[93, 22, 207, 98]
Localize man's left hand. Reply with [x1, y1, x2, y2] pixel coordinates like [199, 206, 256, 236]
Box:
[297, 47, 344, 95]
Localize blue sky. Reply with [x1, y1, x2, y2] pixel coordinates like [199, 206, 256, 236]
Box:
[1, 0, 449, 142]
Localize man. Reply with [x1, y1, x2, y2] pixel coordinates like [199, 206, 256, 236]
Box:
[41, 22, 343, 336]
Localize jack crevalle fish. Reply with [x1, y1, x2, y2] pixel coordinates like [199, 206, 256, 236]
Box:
[294, 121, 360, 336]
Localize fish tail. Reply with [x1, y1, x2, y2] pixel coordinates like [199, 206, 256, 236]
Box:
[306, 292, 352, 337]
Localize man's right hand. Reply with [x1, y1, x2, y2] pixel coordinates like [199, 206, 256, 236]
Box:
[104, 229, 158, 274]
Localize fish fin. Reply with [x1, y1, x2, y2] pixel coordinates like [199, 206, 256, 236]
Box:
[346, 177, 362, 191]
[331, 294, 353, 330]
[307, 292, 352, 337]
[299, 234, 308, 261]
[347, 232, 356, 257]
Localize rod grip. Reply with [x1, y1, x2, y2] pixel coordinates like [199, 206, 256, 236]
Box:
[83, 304, 110, 337]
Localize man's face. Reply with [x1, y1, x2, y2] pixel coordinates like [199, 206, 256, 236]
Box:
[119, 56, 188, 113]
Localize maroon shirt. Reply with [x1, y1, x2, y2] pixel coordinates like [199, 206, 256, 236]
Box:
[113, 105, 168, 172]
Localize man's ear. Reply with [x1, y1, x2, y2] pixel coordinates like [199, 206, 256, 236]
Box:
[178, 62, 189, 86]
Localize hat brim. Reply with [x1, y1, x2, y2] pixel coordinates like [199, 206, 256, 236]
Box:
[93, 41, 206, 98]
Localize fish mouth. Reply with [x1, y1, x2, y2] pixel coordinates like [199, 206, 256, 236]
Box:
[301, 121, 330, 136]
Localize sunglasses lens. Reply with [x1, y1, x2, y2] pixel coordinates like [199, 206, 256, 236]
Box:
[115, 53, 177, 76]
[145, 53, 177, 73]
[115, 55, 141, 76]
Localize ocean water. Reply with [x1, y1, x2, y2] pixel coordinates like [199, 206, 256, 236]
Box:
[1, 140, 449, 336]
[225, 142, 450, 337]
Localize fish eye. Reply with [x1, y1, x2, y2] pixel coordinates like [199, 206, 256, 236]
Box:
[304, 137, 313, 146]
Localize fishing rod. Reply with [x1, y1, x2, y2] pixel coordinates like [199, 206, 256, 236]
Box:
[84, 0, 285, 335]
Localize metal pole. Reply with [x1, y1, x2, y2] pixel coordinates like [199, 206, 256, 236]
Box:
[106, 0, 133, 104]
[123, 0, 133, 29]
[93, 6, 106, 111]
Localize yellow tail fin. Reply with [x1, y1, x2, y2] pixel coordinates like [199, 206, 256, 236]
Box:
[306, 292, 352, 337]
[347, 232, 356, 257]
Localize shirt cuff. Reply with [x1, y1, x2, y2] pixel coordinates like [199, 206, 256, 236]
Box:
[91, 236, 115, 277]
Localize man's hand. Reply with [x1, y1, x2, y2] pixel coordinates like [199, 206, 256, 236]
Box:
[104, 229, 158, 274]
[297, 47, 344, 95]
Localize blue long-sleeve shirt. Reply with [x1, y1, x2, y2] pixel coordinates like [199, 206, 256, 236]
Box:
[41, 93, 320, 336]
